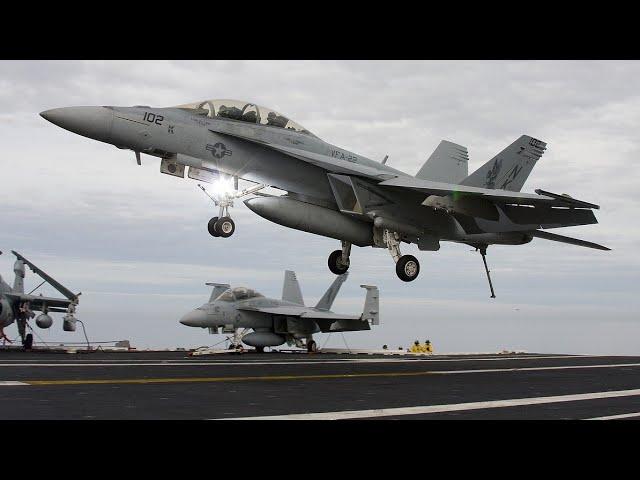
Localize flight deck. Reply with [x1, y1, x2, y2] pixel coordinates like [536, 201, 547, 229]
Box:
[1, 350, 640, 420]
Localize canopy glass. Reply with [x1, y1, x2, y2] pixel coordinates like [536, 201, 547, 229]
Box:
[174, 99, 314, 136]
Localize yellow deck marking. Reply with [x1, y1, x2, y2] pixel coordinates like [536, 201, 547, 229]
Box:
[20, 362, 640, 386]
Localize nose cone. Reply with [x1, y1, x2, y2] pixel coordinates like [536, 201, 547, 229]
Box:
[179, 309, 209, 327]
[40, 106, 113, 143]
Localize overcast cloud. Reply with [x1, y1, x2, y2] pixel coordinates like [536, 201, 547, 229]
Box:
[0, 60, 637, 354]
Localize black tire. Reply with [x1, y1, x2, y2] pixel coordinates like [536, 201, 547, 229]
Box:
[307, 340, 317, 353]
[215, 217, 235, 238]
[396, 255, 420, 282]
[255, 346, 265, 353]
[207, 217, 220, 237]
[23, 333, 33, 350]
[328, 250, 349, 275]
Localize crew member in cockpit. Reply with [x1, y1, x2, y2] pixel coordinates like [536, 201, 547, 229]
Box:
[266, 111, 288, 128]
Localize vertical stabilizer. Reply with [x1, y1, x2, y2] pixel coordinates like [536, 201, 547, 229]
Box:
[206, 283, 230, 302]
[415, 140, 469, 183]
[282, 270, 304, 305]
[315, 273, 348, 311]
[460, 135, 546, 191]
[360, 285, 379, 325]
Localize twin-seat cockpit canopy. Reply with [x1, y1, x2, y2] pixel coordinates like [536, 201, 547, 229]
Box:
[216, 286, 264, 302]
[174, 99, 314, 136]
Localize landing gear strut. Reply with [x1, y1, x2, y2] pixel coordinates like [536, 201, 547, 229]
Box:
[385, 230, 420, 282]
[328, 241, 351, 275]
[478, 245, 496, 298]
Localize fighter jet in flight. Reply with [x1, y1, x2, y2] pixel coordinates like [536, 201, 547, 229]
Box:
[41, 99, 609, 294]
[179, 271, 379, 353]
[0, 251, 80, 349]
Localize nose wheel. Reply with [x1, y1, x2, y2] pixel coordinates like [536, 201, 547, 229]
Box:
[198, 182, 267, 240]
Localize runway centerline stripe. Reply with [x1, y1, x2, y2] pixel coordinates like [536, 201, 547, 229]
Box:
[586, 412, 640, 420]
[223, 389, 640, 420]
[0, 381, 29, 386]
[14, 362, 640, 386]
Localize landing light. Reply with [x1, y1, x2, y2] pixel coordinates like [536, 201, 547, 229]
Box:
[207, 177, 236, 198]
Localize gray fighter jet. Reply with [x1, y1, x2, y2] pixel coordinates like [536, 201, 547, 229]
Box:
[179, 271, 379, 353]
[0, 251, 80, 348]
[40, 99, 609, 295]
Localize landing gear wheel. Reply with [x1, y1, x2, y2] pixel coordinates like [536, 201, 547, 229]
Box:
[207, 217, 220, 237]
[255, 346, 265, 353]
[307, 340, 317, 353]
[328, 250, 349, 275]
[215, 217, 235, 238]
[23, 333, 33, 351]
[396, 255, 420, 282]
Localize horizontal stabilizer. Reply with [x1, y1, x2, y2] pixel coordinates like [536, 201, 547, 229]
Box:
[415, 140, 469, 183]
[530, 230, 610, 251]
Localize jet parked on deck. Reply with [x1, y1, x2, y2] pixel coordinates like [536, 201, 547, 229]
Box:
[180, 271, 379, 353]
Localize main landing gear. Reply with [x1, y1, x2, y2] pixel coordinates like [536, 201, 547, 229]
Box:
[384, 230, 420, 282]
[327, 231, 422, 282]
[328, 241, 351, 275]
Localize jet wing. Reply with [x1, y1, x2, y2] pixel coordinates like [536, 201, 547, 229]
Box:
[237, 305, 360, 321]
[209, 129, 397, 180]
[11, 251, 80, 301]
[4, 293, 72, 310]
[378, 176, 600, 209]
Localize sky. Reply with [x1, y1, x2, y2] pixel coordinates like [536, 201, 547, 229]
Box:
[0, 60, 638, 355]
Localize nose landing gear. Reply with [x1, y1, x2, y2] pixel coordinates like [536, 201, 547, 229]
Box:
[208, 216, 235, 238]
[199, 182, 266, 239]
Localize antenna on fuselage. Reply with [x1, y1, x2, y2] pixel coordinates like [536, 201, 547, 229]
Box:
[381, 155, 389, 165]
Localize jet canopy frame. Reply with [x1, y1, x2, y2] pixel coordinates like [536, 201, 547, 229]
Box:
[174, 99, 315, 136]
[217, 287, 265, 302]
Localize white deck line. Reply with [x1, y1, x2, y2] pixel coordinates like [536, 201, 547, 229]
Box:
[224, 388, 640, 420]
[586, 412, 640, 420]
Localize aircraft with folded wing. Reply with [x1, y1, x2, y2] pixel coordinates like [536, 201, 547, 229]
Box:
[41, 99, 609, 296]
[179, 270, 378, 352]
[0, 251, 81, 348]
